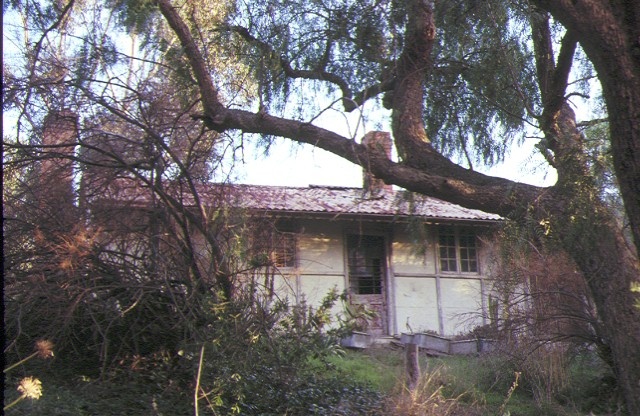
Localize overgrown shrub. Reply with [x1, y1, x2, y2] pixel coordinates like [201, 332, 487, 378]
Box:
[473, 341, 623, 415]
[4, 287, 385, 415]
[188, 288, 384, 415]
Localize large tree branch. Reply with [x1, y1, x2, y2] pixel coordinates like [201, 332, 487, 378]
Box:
[198, 106, 543, 216]
[352, 78, 396, 110]
[529, 9, 577, 130]
[533, 1, 640, 252]
[550, 31, 578, 112]
[529, 9, 555, 106]
[156, 0, 225, 123]
[384, 0, 503, 187]
[529, 5, 640, 413]
[529, 8, 580, 174]
[159, 0, 542, 217]
[391, 0, 436, 161]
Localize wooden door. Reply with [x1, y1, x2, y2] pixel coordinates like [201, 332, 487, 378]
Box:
[346, 234, 387, 335]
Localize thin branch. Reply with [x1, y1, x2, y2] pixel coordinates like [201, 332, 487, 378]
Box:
[225, 24, 356, 111]
[16, 0, 76, 134]
[576, 117, 608, 128]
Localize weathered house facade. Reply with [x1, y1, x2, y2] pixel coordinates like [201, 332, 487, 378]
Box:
[40, 121, 500, 340]
[224, 181, 500, 338]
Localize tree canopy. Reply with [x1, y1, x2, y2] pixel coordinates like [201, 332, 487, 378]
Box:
[3, 0, 639, 413]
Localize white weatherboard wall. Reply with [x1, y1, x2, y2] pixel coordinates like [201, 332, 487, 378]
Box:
[391, 238, 436, 275]
[394, 276, 440, 333]
[270, 220, 490, 337]
[287, 221, 347, 308]
[439, 278, 485, 335]
[390, 225, 489, 337]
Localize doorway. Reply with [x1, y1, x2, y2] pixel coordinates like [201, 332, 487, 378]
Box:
[346, 234, 388, 335]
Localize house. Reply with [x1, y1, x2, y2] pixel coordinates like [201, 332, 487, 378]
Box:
[221, 181, 500, 338]
[195, 132, 501, 339]
[39, 119, 501, 340]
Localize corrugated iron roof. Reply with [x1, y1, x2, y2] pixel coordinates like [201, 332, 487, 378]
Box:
[210, 184, 501, 222]
[96, 179, 501, 222]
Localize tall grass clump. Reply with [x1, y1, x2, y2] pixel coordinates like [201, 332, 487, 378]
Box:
[384, 362, 481, 416]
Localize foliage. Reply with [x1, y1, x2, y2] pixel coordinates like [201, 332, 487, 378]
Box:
[427, 0, 538, 166]
[3, 290, 384, 415]
[188, 288, 383, 415]
[3, 0, 639, 412]
[581, 121, 632, 242]
[3, 203, 212, 373]
[632, 283, 640, 311]
[3, 0, 253, 370]
[3, 341, 618, 416]
[486, 219, 603, 348]
[480, 218, 631, 411]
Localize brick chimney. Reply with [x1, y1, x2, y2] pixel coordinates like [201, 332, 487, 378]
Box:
[40, 111, 78, 210]
[362, 131, 393, 195]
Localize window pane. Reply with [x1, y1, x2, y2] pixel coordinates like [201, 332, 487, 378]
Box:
[347, 235, 384, 295]
[438, 228, 457, 272]
[438, 227, 479, 273]
[459, 231, 478, 273]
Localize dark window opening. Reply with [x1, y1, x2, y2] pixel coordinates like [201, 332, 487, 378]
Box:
[272, 231, 297, 268]
[251, 220, 298, 268]
[347, 234, 385, 295]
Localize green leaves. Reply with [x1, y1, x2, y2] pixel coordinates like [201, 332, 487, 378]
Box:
[426, 0, 536, 166]
[108, 0, 158, 35]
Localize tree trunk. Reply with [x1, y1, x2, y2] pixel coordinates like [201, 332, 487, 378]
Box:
[529, 3, 640, 412]
[532, 0, 640, 258]
[545, 188, 640, 415]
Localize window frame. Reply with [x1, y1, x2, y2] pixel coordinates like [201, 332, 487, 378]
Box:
[437, 226, 479, 274]
[270, 229, 298, 268]
[250, 220, 299, 269]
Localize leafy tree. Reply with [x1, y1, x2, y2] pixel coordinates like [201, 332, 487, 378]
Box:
[3, 0, 639, 412]
[152, 1, 639, 412]
[4, 0, 260, 372]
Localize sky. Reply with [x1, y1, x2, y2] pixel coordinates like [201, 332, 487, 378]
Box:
[237, 125, 557, 189]
[233, 95, 558, 189]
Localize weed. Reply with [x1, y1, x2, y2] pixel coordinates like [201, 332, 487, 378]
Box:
[3, 340, 54, 412]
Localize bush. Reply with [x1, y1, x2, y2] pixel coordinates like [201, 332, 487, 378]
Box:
[188, 289, 384, 415]
[4, 288, 385, 415]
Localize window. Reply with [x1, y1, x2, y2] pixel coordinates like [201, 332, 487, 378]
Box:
[271, 231, 297, 268]
[458, 231, 478, 272]
[251, 221, 298, 268]
[438, 227, 478, 273]
[347, 234, 385, 295]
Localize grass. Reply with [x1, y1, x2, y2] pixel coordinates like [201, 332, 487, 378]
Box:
[328, 346, 618, 416]
[4, 345, 620, 415]
[326, 347, 404, 392]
